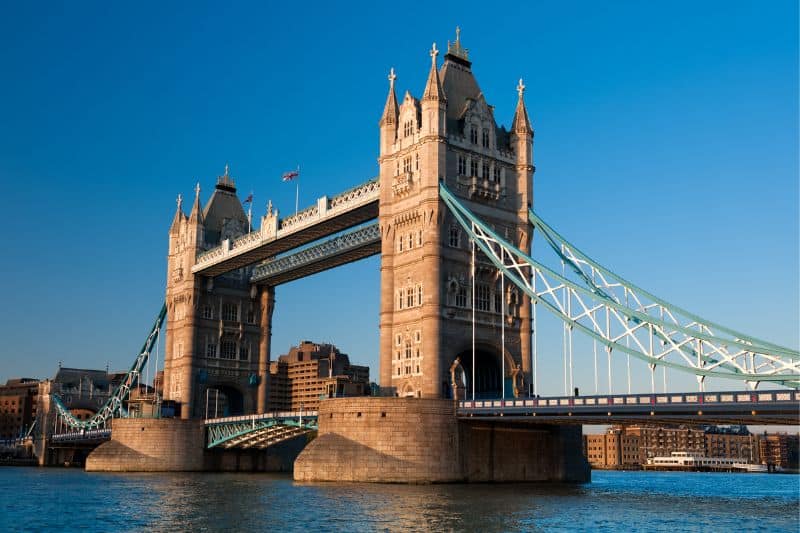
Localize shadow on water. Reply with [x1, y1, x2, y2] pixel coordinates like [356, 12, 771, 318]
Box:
[1, 468, 798, 532]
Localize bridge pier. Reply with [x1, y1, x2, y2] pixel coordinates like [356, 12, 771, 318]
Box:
[257, 286, 275, 414]
[293, 397, 590, 483]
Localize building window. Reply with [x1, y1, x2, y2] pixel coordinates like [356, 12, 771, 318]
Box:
[206, 342, 217, 358]
[403, 156, 412, 173]
[407, 233, 413, 249]
[476, 283, 490, 311]
[417, 230, 423, 246]
[482, 128, 490, 148]
[458, 155, 466, 175]
[202, 305, 213, 319]
[470, 159, 478, 177]
[417, 285, 423, 306]
[239, 343, 249, 361]
[398, 236, 403, 252]
[449, 226, 460, 248]
[482, 162, 490, 179]
[493, 166, 501, 182]
[398, 288, 405, 310]
[246, 309, 256, 324]
[407, 288, 414, 308]
[415, 330, 421, 343]
[415, 153, 419, 170]
[470, 126, 478, 144]
[396, 334, 402, 346]
[405, 341, 412, 359]
[221, 303, 238, 322]
[220, 339, 237, 360]
[456, 285, 467, 308]
[396, 160, 400, 175]
[494, 290, 502, 314]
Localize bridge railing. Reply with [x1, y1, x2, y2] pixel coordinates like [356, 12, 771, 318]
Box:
[458, 390, 800, 410]
[204, 410, 319, 426]
[50, 429, 112, 443]
[194, 177, 380, 271]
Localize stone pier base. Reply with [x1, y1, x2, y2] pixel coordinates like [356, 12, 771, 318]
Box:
[85, 418, 307, 472]
[86, 418, 206, 472]
[294, 397, 590, 483]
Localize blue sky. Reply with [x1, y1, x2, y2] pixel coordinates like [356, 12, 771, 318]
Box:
[0, 1, 797, 396]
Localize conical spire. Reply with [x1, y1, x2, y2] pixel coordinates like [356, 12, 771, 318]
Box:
[170, 193, 186, 233]
[188, 182, 203, 224]
[422, 43, 446, 102]
[379, 68, 399, 126]
[511, 78, 532, 134]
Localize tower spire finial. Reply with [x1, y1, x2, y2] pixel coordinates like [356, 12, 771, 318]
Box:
[430, 42, 439, 66]
[388, 67, 396, 88]
[517, 78, 526, 99]
[224, 163, 229, 177]
[176, 193, 183, 210]
[194, 182, 201, 199]
[456, 26, 461, 44]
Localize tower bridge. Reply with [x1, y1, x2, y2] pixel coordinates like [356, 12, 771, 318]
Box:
[39, 30, 798, 481]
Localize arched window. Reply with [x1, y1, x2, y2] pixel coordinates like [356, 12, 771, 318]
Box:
[482, 128, 490, 148]
[449, 226, 460, 248]
[405, 341, 412, 359]
[470, 126, 478, 144]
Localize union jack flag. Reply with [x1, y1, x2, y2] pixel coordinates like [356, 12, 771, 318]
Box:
[282, 170, 300, 181]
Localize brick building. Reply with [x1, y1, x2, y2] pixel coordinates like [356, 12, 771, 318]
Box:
[758, 433, 799, 470]
[583, 424, 763, 469]
[0, 379, 40, 440]
[268, 341, 369, 411]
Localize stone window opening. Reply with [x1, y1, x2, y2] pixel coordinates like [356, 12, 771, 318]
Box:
[448, 226, 461, 248]
[239, 342, 250, 361]
[476, 283, 490, 311]
[470, 126, 478, 144]
[458, 154, 466, 175]
[206, 342, 217, 358]
[415, 153, 419, 171]
[417, 230, 423, 246]
[221, 303, 238, 322]
[202, 305, 213, 320]
[398, 236, 403, 252]
[416, 285, 423, 306]
[406, 287, 414, 308]
[482, 128, 490, 148]
[455, 284, 468, 308]
[407, 233, 413, 250]
[482, 162, 490, 180]
[493, 166, 501, 183]
[405, 341, 412, 359]
[220, 338, 237, 360]
[398, 288, 405, 310]
[470, 159, 478, 177]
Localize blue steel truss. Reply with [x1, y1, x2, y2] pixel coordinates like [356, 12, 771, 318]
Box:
[52, 304, 167, 430]
[205, 412, 318, 449]
[439, 183, 800, 389]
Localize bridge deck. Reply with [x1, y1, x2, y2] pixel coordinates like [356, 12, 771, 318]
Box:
[458, 390, 800, 425]
[193, 179, 379, 277]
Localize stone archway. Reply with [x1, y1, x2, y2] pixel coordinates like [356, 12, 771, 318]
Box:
[204, 384, 244, 418]
[454, 347, 502, 399]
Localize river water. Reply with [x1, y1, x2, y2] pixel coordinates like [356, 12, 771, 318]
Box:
[0, 468, 797, 531]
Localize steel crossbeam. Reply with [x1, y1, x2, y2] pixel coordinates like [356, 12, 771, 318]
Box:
[440, 184, 799, 389]
[250, 222, 380, 285]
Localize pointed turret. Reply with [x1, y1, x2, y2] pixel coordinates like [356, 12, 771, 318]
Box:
[421, 43, 446, 137]
[170, 194, 186, 235]
[422, 43, 446, 103]
[188, 182, 203, 224]
[380, 68, 399, 127]
[511, 78, 533, 135]
[380, 68, 399, 156]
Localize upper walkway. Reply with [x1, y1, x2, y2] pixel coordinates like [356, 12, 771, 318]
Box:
[192, 178, 379, 277]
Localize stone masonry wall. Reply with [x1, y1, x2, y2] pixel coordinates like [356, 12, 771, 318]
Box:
[294, 397, 591, 483]
[86, 418, 205, 472]
[294, 397, 462, 482]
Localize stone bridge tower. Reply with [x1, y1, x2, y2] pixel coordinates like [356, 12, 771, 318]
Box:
[378, 31, 534, 399]
[163, 168, 266, 418]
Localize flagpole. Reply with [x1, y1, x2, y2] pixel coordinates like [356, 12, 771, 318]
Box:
[295, 165, 300, 215]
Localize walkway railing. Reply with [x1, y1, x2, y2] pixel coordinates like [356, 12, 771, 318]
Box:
[194, 178, 379, 272]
